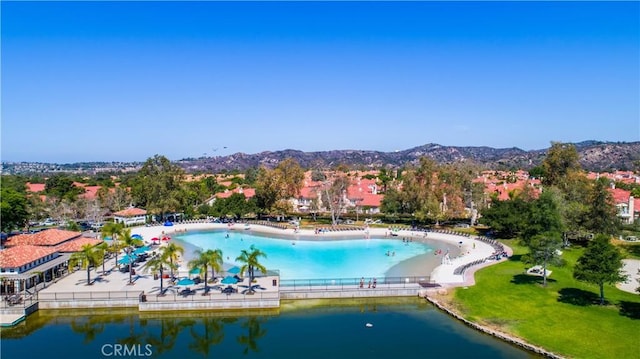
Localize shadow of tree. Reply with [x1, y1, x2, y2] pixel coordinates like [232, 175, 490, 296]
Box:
[619, 301, 640, 320]
[557, 288, 602, 306]
[508, 254, 523, 262]
[511, 274, 556, 285]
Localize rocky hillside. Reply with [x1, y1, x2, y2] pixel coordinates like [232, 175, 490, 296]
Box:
[177, 141, 640, 173]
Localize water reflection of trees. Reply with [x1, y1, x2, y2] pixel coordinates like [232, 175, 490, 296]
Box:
[144, 317, 195, 355]
[237, 317, 267, 355]
[188, 317, 225, 357]
[70, 317, 105, 344]
[6, 309, 277, 357]
[118, 315, 147, 349]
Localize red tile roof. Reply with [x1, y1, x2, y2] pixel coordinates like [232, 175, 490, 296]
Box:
[113, 208, 147, 217]
[7, 229, 82, 247]
[0, 245, 58, 268]
[609, 188, 631, 204]
[359, 193, 383, 207]
[299, 186, 319, 199]
[80, 186, 100, 200]
[26, 183, 46, 193]
[56, 238, 104, 253]
[215, 187, 256, 199]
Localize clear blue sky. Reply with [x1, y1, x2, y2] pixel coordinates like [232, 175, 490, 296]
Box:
[2, 1, 639, 163]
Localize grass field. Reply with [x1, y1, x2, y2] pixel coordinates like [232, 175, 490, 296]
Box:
[452, 241, 640, 359]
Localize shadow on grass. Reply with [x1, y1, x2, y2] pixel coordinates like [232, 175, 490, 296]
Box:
[510, 274, 556, 285]
[619, 301, 640, 320]
[508, 254, 523, 262]
[557, 288, 604, 306]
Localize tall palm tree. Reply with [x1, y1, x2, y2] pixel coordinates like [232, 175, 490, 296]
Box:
[163, 242, 184, 279]
[146, 247, 176, 296]
[235, 245, 267, 294]
[70, 244, 103, 285]
[120, 229, 143, 285]
[206, 248, 224, 283]
[188, 249, 223, 295]
[101, 222, 124, 268]
[96, 242, 109, 275]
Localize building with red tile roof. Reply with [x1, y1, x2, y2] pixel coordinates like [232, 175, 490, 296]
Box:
[587, 171, 640, 185]
[55, 237, 104, 253]
[474, 171, 541, 202]
[26, 183, 46, 193]
[207, 187, 256, 204]
[114, 207, 148, 226]
[0, 245, 60, 274]
[6, 229, 82, 247]
[609, 187, 637, 225]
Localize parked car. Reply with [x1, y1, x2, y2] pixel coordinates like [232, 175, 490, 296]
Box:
[39, 218, 57, 226]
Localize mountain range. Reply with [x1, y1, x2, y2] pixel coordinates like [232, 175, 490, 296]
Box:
[2, 141, 637, 175]
[177, 141, 640, 173]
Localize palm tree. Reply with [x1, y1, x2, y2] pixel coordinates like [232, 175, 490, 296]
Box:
[188, 249, 223, 295]
[146, 247, 176, 296]
[120, 229, 143, 285]
[96, 242, 109, 275]
[101, 222, 124, 267]
[163, 242, 184, 279]
[70, 244, 103, 285]
[206, 248, 224, 283]
[235, 245, 267, 294]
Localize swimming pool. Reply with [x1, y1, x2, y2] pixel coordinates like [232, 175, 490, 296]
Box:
[174, 230, 445, 280]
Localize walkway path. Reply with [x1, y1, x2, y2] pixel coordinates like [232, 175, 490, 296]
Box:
[617, 259, 640, 294]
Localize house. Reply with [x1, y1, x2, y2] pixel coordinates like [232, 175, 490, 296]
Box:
[609, 187, 638, 225]
[113, 207, 147, 226]
[205, 187, 256, 206]
[346, 178, 383, 214]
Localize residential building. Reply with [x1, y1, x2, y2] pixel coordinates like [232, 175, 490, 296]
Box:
[113, 207, 147, 226]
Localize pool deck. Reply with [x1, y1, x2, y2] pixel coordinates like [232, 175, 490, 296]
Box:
[1, 223, 508, 325]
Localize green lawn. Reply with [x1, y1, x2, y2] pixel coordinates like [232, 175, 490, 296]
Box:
[453, 241, 640, 359]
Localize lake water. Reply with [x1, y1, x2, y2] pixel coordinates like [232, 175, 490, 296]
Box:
[0, 298, 538, 358]
[174, 230, 449, 280]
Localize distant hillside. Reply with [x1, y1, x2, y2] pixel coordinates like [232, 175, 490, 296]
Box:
[176, 141, 640, 173]
[2, 141, 637, 175]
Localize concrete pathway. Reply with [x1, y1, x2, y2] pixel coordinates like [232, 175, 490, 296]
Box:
[617, 259, 640, 294]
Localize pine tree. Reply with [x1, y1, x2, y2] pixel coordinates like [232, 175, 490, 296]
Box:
[574, 234, 626, 305]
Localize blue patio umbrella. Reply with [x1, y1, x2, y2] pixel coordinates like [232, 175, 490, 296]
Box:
[221, 276, 239, 285]
[189, 268, 201, 275]
[133, 246, 150, 255]
[176, 278, 195, 287]
[227, 266, 241, 275]
[131, 234, 143, 240]
[164, 221, 174, 227]
[118, 254, 137, 265]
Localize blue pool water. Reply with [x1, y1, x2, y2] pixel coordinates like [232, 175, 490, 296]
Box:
[174, 230, 437, 280]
